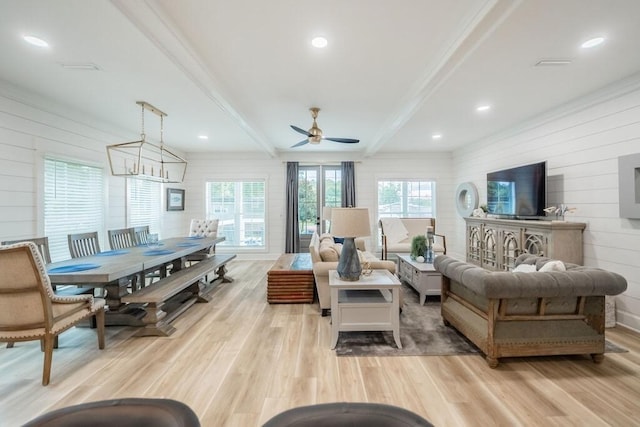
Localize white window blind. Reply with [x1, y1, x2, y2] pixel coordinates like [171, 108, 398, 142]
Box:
[44, 158, 105, 262]
[128, 178, 161, 234]
[206, 180, 265, 249]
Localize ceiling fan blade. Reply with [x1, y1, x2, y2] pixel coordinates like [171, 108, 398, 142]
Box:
[291, 139, 309, 148]
[323, 137, 360, 144]
[290, 125, 312, 137]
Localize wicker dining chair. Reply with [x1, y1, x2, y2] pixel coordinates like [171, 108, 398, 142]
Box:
[68, 232, 101, 258]
[0, 242, 105, 385]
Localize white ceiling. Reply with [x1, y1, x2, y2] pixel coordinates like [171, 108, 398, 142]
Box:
[1, 0, 640, 157]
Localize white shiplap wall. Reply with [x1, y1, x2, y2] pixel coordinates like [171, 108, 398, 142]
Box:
[452, 76, 640, 331]
[183, 151, 455, 259]
[0, 85, 128, 251]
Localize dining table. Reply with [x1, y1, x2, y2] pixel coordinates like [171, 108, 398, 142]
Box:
[46, 235, 224, 326]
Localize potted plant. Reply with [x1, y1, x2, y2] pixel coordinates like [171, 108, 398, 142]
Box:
[410, 235, 427, 260]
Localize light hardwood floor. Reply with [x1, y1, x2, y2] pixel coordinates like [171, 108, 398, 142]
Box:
[2, 260, 639, 426]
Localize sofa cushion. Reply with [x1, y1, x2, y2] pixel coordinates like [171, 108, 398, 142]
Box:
[512, 263, 536, 273]
[538, 260, 566, 272]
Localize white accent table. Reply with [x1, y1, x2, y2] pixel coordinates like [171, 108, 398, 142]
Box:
[329, 269, 402, 349]
[396, 254, 442, 305]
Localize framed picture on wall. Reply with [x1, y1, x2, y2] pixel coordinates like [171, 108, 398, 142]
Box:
[167, 188, 185, 211]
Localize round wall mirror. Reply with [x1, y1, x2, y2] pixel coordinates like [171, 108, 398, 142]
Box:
[455, 182, 479, 217]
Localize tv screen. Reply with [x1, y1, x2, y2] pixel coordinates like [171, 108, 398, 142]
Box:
[486, 161, 546, 219]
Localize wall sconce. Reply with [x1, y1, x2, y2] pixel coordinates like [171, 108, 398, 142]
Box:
[106, 101, 187, 183]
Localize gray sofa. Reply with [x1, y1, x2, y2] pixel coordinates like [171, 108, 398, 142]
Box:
[434, 254, 627, 368]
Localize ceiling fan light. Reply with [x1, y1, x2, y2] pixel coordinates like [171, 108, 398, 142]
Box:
[309, 135, 322, 144]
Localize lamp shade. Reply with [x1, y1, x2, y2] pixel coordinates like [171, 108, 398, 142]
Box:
[330, 208, 371, 237]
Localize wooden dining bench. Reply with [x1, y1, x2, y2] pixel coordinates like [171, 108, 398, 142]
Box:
[122, 254, 236, 337]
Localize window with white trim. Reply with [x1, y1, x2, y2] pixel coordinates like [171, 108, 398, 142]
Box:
[205, 180, 266, 249]
[377, 180, 436, 218]
[44, 158, 105, 262]
[128, 178, 161, 234]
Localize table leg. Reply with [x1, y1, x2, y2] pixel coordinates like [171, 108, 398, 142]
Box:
[104, 277, 130, 311]
[330, 288, 339, 349]
[392, 288, 402, 349]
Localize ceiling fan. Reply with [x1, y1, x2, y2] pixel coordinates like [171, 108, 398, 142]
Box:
[290, 107, 360, 148]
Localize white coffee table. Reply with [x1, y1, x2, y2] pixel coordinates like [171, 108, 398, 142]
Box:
[396, 254, 442, 305]
[329, 269, 402, 349]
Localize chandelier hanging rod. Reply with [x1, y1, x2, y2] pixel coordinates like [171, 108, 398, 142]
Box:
[136, 101, 166, 118]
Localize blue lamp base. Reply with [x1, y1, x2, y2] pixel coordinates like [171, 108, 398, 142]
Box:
[336, 237, 361, 281]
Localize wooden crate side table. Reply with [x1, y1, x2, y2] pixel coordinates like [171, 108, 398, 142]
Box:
[267, 253, 314, 303]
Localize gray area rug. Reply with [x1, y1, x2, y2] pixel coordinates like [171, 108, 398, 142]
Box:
[335, 284, 479, 357]
[335, 284, 627, 357]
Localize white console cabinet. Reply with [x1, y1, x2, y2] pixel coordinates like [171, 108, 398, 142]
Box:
[464, 217, 586, 271]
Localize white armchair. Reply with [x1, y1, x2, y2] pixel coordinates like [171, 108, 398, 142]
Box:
[379, 217, 447, 260]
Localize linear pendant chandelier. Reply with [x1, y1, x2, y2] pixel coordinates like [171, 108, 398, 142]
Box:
[107, 101, 187, 183]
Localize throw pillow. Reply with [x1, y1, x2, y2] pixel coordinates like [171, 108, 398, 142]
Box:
[539, 260, 566, 272]
[319, 245, 339, 262]
[512, 264, 537, 273]
[320, 233, 333, 242]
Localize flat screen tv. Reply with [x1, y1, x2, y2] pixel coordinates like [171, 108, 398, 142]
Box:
[486, 161, 546, 219]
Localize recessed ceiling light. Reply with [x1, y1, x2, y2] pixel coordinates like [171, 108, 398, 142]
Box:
[581, 37, 605, 49]
[23, 35, 49, 48]
[476, 104, 491, 112]
[198, 135, 208, 140]
[432, 133, 442, 140]
[311, 36, 328, 48]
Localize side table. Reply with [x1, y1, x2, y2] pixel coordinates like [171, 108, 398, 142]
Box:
[396, 254, 442, 305]
[329, 269, 402, 349]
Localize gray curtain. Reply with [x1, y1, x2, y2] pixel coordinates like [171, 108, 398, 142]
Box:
[285, 162, 300, 253]
[341, 161, 356, 207]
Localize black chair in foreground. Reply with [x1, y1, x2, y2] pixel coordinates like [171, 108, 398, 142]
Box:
[262, 402, 433, 427]
[23, 398, 200, 426]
